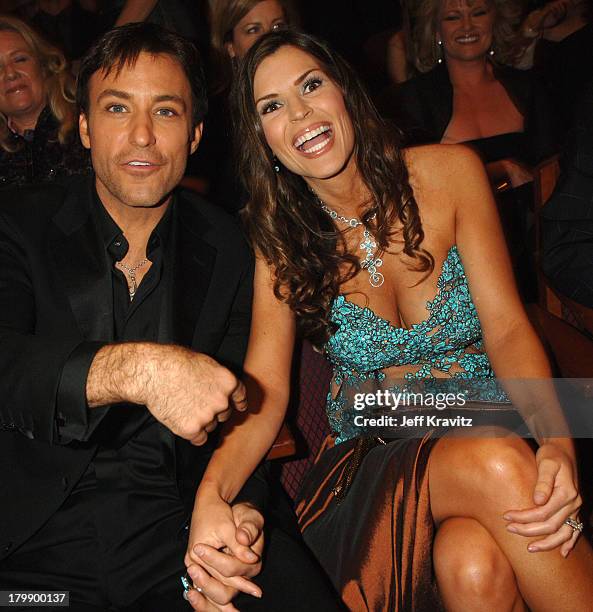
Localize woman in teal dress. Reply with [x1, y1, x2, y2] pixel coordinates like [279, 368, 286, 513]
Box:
[182, 30, 593, 611]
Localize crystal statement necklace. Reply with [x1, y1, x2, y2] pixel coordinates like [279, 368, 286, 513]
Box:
[320, 202, 384, 288]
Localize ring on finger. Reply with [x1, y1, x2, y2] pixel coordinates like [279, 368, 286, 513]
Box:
[564, 517, 584, 534]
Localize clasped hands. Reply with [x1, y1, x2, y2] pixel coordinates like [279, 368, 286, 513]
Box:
[183, 491, 265, 611]
[504, 442, 583, 557]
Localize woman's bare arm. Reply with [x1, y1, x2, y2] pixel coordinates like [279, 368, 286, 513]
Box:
[198, 256, 297, 503]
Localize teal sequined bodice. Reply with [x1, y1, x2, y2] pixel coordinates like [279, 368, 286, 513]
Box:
[325, 246, 502, 443]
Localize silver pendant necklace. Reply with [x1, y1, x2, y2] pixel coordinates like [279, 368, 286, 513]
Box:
[115, 258, 149, 301]
[320, 202, 384, 288]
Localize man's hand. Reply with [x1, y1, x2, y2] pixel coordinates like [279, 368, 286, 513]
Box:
[86, 343, 247, 445]
[183, 491, 264, 610]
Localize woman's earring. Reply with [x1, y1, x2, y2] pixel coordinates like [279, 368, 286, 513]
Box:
[437, 39, 443, 64]
[488, 47, 495, 57]
[273, 156, 280, 173]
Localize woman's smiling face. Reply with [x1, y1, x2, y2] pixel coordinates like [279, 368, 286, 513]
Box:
[438, 0, 495, 63]
[253, 45, 356, 186]
[0, 30, 46, 123]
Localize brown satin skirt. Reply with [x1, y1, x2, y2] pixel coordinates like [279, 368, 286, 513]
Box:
[295, 434, 443, 612]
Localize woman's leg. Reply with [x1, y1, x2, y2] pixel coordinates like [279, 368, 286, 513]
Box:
[434, 517, 526, 611]
[429, 434, 593, 611]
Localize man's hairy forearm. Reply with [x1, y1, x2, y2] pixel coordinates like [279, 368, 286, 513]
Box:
[86, 342, 158, 408]
[85, 343, 244, 443]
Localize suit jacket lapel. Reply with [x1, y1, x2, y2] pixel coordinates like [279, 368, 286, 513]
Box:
[165, 194, 217, 347]
[49, 177, 114, 343]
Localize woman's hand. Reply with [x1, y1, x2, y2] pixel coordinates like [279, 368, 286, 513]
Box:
[184, 489, 264, 610]
[503, 442, 582, 557]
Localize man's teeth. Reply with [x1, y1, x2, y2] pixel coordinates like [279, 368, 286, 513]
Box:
[294, 125, 330, 148]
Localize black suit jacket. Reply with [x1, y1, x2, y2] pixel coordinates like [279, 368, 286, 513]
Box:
[542, 82, 593, 308]
[0, 176, 264, 561]
[384, 63, 557, 165]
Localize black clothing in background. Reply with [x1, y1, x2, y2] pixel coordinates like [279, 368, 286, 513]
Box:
[187, 92, 248, 215]
[299, 0, 402, 95]
[535, 22, 593, 134]
[543, 82, 593, 308]
[386, 62, 557, 165]
[99, 0, 211, 56]
[0, 106, 91, 188]
[30, 2, 101, 60]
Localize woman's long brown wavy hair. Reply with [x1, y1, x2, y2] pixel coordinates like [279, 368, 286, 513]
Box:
[0, 14, 77, 153]
[232, 30, 433, 347]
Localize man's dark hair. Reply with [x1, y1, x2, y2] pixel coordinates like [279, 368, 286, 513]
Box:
[76, 22, 207, 128]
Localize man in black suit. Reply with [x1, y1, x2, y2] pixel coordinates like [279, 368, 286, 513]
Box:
[0, 23, 339, 612]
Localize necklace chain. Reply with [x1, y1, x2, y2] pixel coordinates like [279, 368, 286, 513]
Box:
[115, 258, 149, 301]
[319, 202, 384, 288]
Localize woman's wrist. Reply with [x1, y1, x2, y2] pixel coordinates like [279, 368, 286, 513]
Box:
[194, 478, 227, 506]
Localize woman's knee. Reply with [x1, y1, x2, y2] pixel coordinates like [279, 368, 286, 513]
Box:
[434, 518, 517, 602]
[431, 433, 537, 504]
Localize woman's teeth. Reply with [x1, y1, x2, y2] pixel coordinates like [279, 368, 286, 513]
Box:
[294, 125, 331, 149]
[456, 35, 479, 43]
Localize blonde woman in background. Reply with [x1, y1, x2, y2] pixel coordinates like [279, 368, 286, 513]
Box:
[0, 14, 90, 187]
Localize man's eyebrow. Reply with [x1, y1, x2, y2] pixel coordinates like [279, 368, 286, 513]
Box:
[255, 68, 319, 105]
[95, 90, 186, 109]
[96, 89, 132, 103]
[153, 94, 186, 109]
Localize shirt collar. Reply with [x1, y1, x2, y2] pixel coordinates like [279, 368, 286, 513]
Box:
[91, 182, 174, 259]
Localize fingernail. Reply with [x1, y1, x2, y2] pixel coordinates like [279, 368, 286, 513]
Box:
[251, 590, 262, 598]
[246, 551, 258, 562]
[187, 566, 197, 579]
[561, 549, 569, 558]
[503, 514, 511, 521]
[193, 545, 205, 557]
[528, 545, 539, 552]
[506, 526, 518, 533]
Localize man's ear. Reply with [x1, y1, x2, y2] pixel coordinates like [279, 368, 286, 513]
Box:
[190, 122, 203, 155]
[225, 41, 236, 59]
[79, 112, 91, 150]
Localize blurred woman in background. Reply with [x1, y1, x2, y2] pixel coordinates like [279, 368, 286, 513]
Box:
[394, 0, 555, 185]
[186, 0, 298, 211]
[0, 14, 89, 187]
[387, 0, 556, 300]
